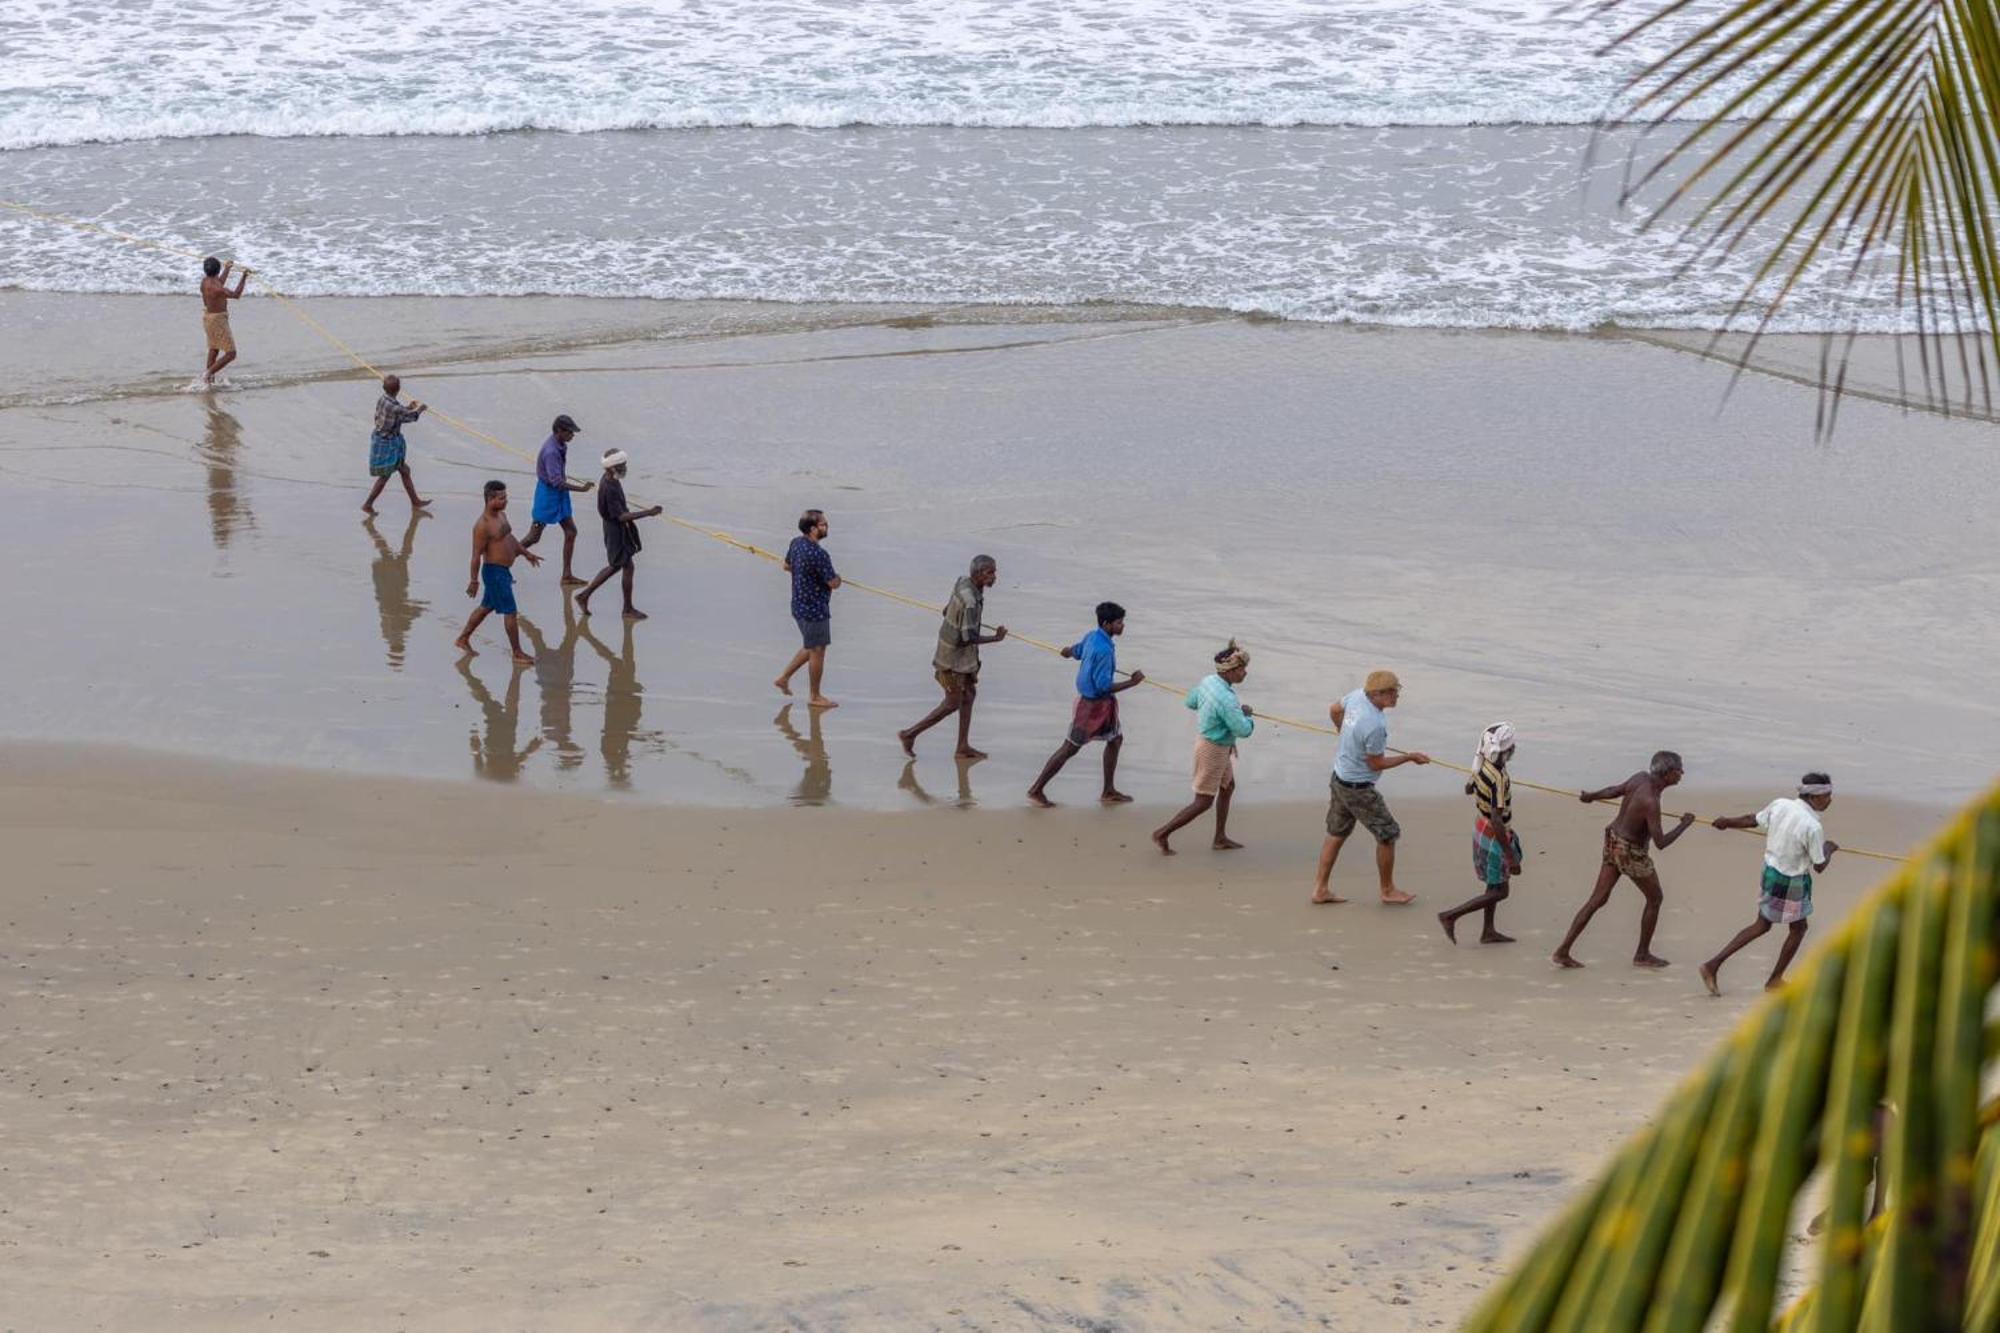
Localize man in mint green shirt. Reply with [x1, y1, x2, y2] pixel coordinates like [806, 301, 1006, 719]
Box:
[1152, 641, 1254, 855]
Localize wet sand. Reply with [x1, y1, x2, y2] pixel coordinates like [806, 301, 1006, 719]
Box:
[1, 294, 1996, 812]
[0, 742, 1948, 1331]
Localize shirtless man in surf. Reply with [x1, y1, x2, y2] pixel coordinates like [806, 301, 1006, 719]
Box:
[455, 479, 542, 665]
[199, 256, 251, 385]
[1551, 750, 1695, 970]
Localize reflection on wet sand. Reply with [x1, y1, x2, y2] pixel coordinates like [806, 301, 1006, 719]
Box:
[456, 657, 541, 781]
[520, 605, 587, 772]
[898, 756, 979, 808]
[579, 616, 652, 789]
[773, 704, 832, 805]
[198, 403, 252, 549]
[363, 512, 428, 670]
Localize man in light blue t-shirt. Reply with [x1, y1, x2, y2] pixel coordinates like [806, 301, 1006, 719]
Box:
[1311, 669, 1431, 906]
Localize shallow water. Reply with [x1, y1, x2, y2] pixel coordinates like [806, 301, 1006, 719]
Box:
[0, 296, 1993, 810]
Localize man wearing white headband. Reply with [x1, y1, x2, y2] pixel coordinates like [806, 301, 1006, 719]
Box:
[1698, 772, 1839, 995]
[1438, 722, 1523, 945]
[576, 448, 662, 621]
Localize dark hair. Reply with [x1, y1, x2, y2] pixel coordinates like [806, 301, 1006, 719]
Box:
[798, 509, 825, 535]
[483, 479, 507, 499]
[1649, 750, 1684, 778]
[1095, 601, 1126, 626]
[1802, 771, 1832, 787]
[202, 256, 221, 277]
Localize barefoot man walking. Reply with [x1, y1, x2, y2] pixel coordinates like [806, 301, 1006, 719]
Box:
[1551, 751, 1695, 969]
[199, 256, 250, 385]
[1438, 722, 1524, 944]
[1699, 773, 1839, 995]
[362, 375, 430, 514]
[520, 415, 593, 587]
[775, 509, 841, 709]
[1027, 601, 1145, 806]
[455, 480, 542, 665]
[1311, 670, 1430, 906]
[576, 448, 662, 620]
[1151, 641, 1254, 855]
[899, 555, 1008, 760]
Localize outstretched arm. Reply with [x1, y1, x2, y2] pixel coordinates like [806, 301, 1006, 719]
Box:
[231, 266, 250, 298]
[1710, 812, 1759, 831]
[1651, 800, 1697, 849]
[1110, 669, 1146, 694]
[1580, 776, 1635, 804]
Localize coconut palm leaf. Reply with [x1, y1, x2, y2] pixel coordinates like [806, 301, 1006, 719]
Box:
[1462, 786, 2000, 1332]
[1595, 0, 2000, 427]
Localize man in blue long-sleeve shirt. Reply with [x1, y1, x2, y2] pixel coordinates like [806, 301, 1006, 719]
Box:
[1027, 602, 1146, 806]
[520, 414, 594, 586]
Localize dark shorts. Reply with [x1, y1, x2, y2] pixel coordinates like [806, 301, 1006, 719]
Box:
[1603, 829, 1657, 880]
[935, 667, 979, 697]
[531, 481, 572, 526]
[480, 564, 518, 616]
[796, 617, 831, 650]
[1326, 776, 1401, 843]
[1068, 695, 1121, 746]
[604, 521, 641, 570]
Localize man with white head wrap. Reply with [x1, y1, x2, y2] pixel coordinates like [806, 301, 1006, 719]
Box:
[576, 447, 663, 621]
[1697, 772, 1841, 995]
[1438, 722, 1524, 944]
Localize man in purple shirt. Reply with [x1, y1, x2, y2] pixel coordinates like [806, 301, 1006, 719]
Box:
[520, 414, 593, 586]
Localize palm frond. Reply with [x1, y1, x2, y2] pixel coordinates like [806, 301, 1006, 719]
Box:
[1597, 0, 2000, 423]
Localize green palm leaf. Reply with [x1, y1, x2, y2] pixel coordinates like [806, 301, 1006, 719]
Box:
[1596, 0, 2000, 425]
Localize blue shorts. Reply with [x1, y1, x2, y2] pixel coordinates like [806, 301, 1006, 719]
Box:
[480, 564, 518, 616]
[795, 617, 831, 649]
[531, 481, 572, 526]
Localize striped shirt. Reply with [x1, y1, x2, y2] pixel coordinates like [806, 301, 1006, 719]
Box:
[1755, 797, 1828, 877]
[1471, 756, 1512, 825]
[933, 576, 984, 674]
[373, 393, 420, 439]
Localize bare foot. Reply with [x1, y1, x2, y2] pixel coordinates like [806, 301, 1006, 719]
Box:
[1480, 930, 1516, 944]
[1027, 790, 1055, 808]
[1633, 953, 1671, 969]
[361, 503, 378, 515]
[577, 595, 593, 617]
[623, 609, 649, 621]
[1700, 963, 1720, 996]
[898, 729, 917, 756]
[412, 497, 432, 509]
[1439, 912, 1458, 944]
[1764, 978, 1787, 992]
[1552, 952, 1583, 969]
[1152, 829, 1175, 856]
[956, 747, 988, 761]
[1212, 836, 1244, 851]
[1380, 888, 1416, 905]
[1310, 892, 1348, 905]
[773, 676, 792, 695]
[454, 637, 476, 657]
[511, 652, 535, 666]
[561, 574, 587, 587]
[808, 696, 839, 710]
[1100, 789, 1134, 804]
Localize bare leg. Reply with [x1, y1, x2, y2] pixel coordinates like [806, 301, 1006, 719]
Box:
[1699, 917, 1771, 995]
[899, 693, 962, 756]
[204, 347, 221, 383]
[952, 687, 984, 760]
[1101, 736, 1130, 802]
[397, 463, 430, 508]
[1151, 794, 1215, 855]
[560, 521, 584, 585]
[455, 606, 492, 655]
[1439, 884, 1510, 944]
[1027, 739, 1081, 806]
[620, 565, 645, 619]
[362, 473, 391, 514]
[1764, 920, 1810, 990]
[775, 648, 809, 693]
[502, 613, 534, 666]
[1632, 873, 1670, 967]
[1311, 834, 1349, 904]
[1211, 782, 1241, 849]
[1376, 839, 1414, 904]
[577, 564, 617, 614]
[520, 521, 547, 551]
[207, 348, 236, 382]
[806, 648, 835, 709]
[1552, 864, 1619, 968]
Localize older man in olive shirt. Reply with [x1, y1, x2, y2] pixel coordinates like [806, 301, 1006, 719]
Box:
[898, 554, 1008, 760]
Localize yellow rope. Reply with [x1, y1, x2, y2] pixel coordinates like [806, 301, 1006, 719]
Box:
[0, 198, 1910, 862]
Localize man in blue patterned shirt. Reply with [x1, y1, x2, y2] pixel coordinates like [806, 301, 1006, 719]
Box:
[775, 509, 841, 709]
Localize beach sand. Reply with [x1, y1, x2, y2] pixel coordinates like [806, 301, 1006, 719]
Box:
[0, 742, 1946, 1330]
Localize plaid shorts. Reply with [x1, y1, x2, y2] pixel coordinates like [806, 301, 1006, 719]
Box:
[1473, 817, 1521, 886]
[1758, 865, 1814, 923]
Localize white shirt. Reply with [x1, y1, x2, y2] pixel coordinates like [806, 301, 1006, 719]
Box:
[1756, 797, 1827, 877]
